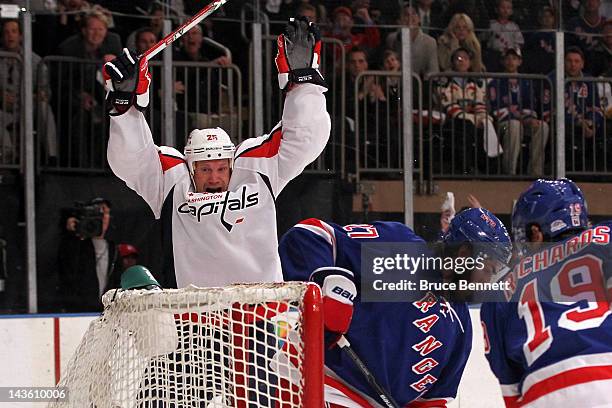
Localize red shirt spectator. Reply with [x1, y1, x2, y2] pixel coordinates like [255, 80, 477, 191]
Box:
[326, 6, 380, 61]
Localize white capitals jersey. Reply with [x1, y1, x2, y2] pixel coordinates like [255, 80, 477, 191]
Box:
[108, 84, 330, 288]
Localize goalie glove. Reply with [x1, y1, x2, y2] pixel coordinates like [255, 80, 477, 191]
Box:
[103, 48, 151, 115]
[275, 16, 326, 91]
[310, 266, 356, 349]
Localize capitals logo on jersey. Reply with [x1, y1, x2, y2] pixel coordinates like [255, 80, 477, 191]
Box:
[178, 185, 259, 231]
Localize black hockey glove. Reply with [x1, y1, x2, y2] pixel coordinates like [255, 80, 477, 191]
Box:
[275, 16, 326, 91]
[103, 48, 151, 115]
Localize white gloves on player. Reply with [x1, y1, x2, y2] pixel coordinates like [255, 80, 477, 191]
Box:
[275, 17, 326, 91]
[103, 48, 151, 115]
[310, 266, 356, 349]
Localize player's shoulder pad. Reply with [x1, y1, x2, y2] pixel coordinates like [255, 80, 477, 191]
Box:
[157, 146, 186, 173]
[235, 123, 283, 159]
[373, 221, 426, 243]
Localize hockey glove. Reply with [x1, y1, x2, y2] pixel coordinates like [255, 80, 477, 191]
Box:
[310, 266, 356, 349]
[275, 16, 326, 91]
[103, 48, 151, 115]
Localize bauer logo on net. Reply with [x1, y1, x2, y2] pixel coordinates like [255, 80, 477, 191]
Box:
[178, 186, 259, 231]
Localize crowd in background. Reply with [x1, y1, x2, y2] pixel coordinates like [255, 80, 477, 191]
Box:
[0, 0, 608, 177]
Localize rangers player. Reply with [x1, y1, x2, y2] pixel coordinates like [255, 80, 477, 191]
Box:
[102, 18, 330, 288]
[278, 213, 501, 407]
[481, 179, 612, 407]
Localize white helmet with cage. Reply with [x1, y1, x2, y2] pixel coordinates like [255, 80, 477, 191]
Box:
[184, 127, 236, 177]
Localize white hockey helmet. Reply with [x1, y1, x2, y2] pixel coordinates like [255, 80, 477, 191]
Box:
[184, 127, 235, 176]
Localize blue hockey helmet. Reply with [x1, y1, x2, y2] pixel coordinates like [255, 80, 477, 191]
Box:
[444, 207, 513, 265]
[512, 179, 588, 243]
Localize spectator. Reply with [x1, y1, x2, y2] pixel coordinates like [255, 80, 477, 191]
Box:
[57, 10, 121, 59]
[132, 27, 158, 56]
[118, 243, 139, 271]
[265, 0, 326, 30]
[381, 49, 401, 91]
[57, 11, 121, 167]
[566, 0, 606, 54]
[125, 4, 164, 52]
[523, 6, 556, 74]
[174, 24, 230, 66]
[563, 0, 583, 23]
[436, 48, 501, 174]
[415, 0, 445, 36]
[386, 4, 439, 78]
[438, 13, 485, 72]
[510, 0, 561, 29]
[488, 47, 549, 176]
[0, 20, 57, 163]
[345, 47, 376, 119]
[483, 0, 525, 72]
[587, 18, 612, 76]
[56, 0, 115, 46]
[592, 20, 612, 125]
[57, 197, 122, 312]
[544, 47, 605, 171]
[343, 47, 382, 168]
[442, 0, 491, 30]
[296, 3, 318, 23]
[326, 6, 381, 60]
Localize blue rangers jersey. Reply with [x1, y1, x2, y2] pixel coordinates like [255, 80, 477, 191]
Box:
[488, 78, 539, 122]
[279, 218, 472, 407]
[542, 76, 604, 134]
[481, 222, 612, 407]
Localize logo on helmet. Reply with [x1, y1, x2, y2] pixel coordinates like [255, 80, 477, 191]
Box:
[480, 213, 497, 229]
[550, 220, 567, 233]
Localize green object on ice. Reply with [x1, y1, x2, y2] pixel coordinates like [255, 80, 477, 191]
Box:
[121, 265, 161, 290]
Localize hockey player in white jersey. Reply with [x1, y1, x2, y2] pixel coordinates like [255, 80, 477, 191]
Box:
[103, 18, 330, 288]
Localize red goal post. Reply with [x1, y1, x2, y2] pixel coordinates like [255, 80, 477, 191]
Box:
[48, 282, 324, 407]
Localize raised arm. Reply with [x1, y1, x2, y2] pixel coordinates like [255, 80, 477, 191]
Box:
[234, 18, 330, 197]
[104, 49, 186, 218]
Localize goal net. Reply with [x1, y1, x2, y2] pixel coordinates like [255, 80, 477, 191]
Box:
[48, 282, 324, 408]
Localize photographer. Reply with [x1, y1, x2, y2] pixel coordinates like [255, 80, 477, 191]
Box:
[57, 197, 122, 312]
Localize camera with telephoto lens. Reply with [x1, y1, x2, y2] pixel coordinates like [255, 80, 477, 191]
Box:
[62, 201, 105, 239]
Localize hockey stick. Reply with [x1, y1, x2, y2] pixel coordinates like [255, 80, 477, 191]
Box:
[141, 0, 229, 61]
[337, 336, 400, 408]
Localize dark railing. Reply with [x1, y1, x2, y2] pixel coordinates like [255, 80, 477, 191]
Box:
[0, 51, 25, 171]
[352, 70, 423, 189]
[562, 77, 611, 177]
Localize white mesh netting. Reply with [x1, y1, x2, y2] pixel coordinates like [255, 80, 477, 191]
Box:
[48, 282, 321, 408]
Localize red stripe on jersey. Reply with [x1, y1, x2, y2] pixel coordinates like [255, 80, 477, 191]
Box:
[295, 218, 338, 264]
[502, 395, 520, 408]
[239, 129, 282, 158]
[159, 152, 184, 172]
[298, 218, 333, 236]
[324, 375, 374, 408]
[519, 365, 612, 406]
[408, 398, 450, 407]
